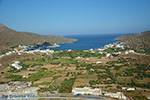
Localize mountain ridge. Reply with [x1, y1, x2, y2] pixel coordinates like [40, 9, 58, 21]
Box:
[0, 24, 77, 51]
[115, 31, 150, 52]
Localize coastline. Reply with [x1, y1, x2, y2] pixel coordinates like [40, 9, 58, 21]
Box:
[56, 34, 121, 50]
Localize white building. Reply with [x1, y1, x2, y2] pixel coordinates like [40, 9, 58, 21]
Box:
[90, 68, 94, 72]
[22, 76, 29, 78]
[6, 52, 13, 55]
[23, 87, 39, 93]
[106, 53, 111, 57]
[96, 61, 102, 64]
[32, 49, 54, 54]
[91, 51, 95, 53]
[122, 87, 135, 91]
[90, 48, 93, 51]
[122, 87, 128, 90]
[68, 49, 72, 52]
[113, 52, 121, 55]
[98, 48, 105, 51]
[75, 56, 82, 60]
[72, 87, 101, 95]
[125, 51, 129, 54]
[116, 44, 124, 48]
[105, 43, 114, 48]
[99, 52, 103, 54]
[104, 92, 127, 100]
[129, 50, 135, 53]
[15, 61, 20, 64]
[18, 52, 22, 55]
[127, 88, 135, 91]
[11, 61, 22, 70]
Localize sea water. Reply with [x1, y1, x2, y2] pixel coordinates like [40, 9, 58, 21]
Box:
[56, 33, 124, 50]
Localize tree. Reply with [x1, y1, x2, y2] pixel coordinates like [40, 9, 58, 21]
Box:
[89, 80, 96, 86]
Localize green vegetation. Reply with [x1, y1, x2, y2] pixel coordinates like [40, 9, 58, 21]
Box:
[53, 75, 62, 80]
[33, 81, 52, 87]
[0, 49, 11, 55]
[29, 68, 55, 81]
[52, 50, 103, 58]
[6, 75, 22, 81]
[1, 38, 150, 100]
[59, 77, 76, 93]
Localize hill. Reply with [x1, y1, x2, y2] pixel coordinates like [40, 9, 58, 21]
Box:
[0, 24, 77, 51]
[115, 31, 150, 53]
[115, 34, 135, 40]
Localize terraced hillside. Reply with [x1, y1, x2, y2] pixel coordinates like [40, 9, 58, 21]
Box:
[0, 48, 150, 99]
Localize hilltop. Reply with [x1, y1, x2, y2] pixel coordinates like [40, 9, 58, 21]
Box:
[115, 31, 150, 53]
[0, 24, 77, 51]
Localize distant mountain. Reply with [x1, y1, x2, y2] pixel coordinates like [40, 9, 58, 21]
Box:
[0, 24, 77, 51]
[115, 31, 150, 50]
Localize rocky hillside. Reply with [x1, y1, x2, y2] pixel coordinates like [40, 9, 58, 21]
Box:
[115, 34, 135, 40]
[0, 24, 77, 51]
[116, 31, 150, 52]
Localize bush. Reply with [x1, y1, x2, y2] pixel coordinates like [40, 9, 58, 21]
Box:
[6, 75, 22, 81]
[1, 72, 4, 74]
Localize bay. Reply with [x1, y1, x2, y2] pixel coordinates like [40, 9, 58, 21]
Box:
[55, 33, 124, 50]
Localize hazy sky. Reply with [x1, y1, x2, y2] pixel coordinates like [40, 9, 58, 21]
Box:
[0, 0, 150, 36]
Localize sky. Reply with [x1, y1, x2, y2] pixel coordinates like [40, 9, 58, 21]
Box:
[0, 0, 150, 36]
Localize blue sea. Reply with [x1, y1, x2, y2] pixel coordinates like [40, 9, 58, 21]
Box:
[55, 34, 124, 50]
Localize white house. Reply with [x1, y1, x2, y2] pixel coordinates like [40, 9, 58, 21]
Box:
[125, 51, 129, 54]
[110, 56, 113, 58]
[75, 56, 82, 60]
[129, 50, 135, 53]
[127, 88, 135, 91]
[116, 44, 124, 48]
[68, 49, 72, 52]
[122, 87, 128, 90]
[99, 52, 103, 54]
[32, 49, 54, 54]
[18, 53, 22, 55]
[91, 51, 95, 53]
[104, 92, 127, 100]
[90, 48, 93, 51]
[90, 68, 95, 72]
[22, 76, 29, 78]
[98, 48, 105, 51]
[96, 61, 102, 64]
[11, 61, 22, 70]
[15, 61, 20, 64]
[106, 53, 111, 57]
[14, 49, 18, 52]
[23, 87, 39, 93]
[72, 87, 101, 95]
[6, 52, 13, 55]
